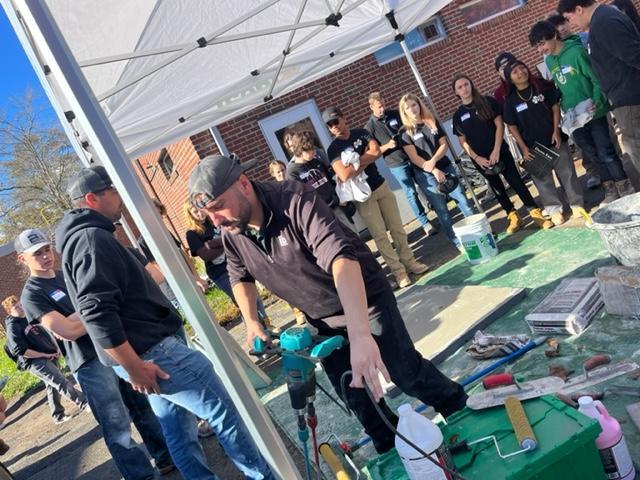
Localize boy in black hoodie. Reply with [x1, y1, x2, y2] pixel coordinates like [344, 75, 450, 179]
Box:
[56, 166, 274, 480]
[2, 295, 85, 424]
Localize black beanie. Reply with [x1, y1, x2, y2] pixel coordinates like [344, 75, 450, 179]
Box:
[503, 60, 526, 82]
[495, 52, 517, 71]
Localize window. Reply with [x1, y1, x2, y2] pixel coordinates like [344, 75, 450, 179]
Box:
[374, 17, 447, 66]
[158, 148, 174, 179]
[459, 0, 526, 28]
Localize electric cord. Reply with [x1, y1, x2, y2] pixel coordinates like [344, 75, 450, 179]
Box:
[339, 370, 467, 480]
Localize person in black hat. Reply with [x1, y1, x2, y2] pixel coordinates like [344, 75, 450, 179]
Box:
[18, 227, 177, 479]
[397, 93, 475, 248]
[56, 165, 275, 480]
[323, 106, 429, 289]
[451, 74, 548, 233]
[188, 154, 467, 454]
[494, 52, 518, 104]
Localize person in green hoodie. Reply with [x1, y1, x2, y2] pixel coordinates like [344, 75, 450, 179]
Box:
[529, 20, 635, 206]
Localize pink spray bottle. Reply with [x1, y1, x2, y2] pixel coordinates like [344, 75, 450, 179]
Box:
[578, 396, 635, 480]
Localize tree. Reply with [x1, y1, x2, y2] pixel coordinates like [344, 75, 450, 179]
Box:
[0, 91, 82, 242]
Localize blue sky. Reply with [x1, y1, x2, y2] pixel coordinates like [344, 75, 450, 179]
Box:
[1, 9, 48, 114]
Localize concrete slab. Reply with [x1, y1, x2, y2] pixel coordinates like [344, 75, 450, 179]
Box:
[397, 284, 526, 365]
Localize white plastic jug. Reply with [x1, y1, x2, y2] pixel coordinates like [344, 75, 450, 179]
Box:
[395, 404, 453, 480]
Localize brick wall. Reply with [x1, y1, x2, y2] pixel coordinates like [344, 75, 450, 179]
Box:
[0, 246, 28, 305]
[133, 0, 639, 239]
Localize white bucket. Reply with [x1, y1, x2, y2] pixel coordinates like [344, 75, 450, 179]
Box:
[453, 214, 498, 264]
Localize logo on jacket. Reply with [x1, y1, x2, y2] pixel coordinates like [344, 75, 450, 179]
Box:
[278, 236, 289, 247]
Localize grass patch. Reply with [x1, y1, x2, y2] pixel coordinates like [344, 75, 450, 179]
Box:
[0, 339, 42, 400]
[205, 287, 240, 325]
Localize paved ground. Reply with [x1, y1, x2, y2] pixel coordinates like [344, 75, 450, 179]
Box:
[0, 156, 630, 479]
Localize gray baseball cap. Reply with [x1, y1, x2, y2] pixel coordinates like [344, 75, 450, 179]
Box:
[322, 106, 343, 124]
[15, 228, 51, 254]
[189, 155, 250, 208]
[67, 165, 114, 200]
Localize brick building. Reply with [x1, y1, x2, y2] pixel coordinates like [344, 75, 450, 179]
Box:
[132, 0, 632, 243]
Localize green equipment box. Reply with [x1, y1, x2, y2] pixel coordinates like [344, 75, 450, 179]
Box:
[364, 395, 606, 480]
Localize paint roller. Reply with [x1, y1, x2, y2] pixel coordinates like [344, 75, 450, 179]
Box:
[505, 396, 537, 451]
[319, 442, 352, 480]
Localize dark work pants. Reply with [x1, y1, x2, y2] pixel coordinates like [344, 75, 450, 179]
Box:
[315, 297, 467, 453]
[27, 358, 86, 420]
[476, 148, 538, 214]
[118, 378, 173, 468]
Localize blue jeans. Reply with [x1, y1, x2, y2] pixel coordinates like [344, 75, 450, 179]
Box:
[572, 115, 627, 182]
[412, 163, 474, 244]
[114, 336, 274, 480]
[75, 358, 157, 480]
[211, 272, 269, 326]
[389, 163, 431, 227]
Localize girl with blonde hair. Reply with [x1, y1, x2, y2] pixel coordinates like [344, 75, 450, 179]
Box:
[398, 93, 474, 247]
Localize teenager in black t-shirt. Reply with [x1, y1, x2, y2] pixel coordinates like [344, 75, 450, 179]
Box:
[286, 130, 358, 233]
[452, 74, 550, 232]
[364, 92, 437, 236]
[398, 93, 475, 248]
[502, 60, 585, 226]
[324, 106, 428, 289]
[183, 202, 275, 330]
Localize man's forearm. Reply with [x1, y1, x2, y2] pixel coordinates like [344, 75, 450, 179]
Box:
[105, 341, 146, 371]
[232, 282, 261, 324]
[332, 257, 371, 337]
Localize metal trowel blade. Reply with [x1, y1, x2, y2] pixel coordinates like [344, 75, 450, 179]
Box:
[560, 360, 639, 395]
[466, 376, 566, 410]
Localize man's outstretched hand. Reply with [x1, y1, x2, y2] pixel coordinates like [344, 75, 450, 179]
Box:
[349, 334, 390, 402]
[129, 360, 170, 395]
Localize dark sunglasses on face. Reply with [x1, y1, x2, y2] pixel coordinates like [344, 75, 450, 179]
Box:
[326, 119, 340, 128]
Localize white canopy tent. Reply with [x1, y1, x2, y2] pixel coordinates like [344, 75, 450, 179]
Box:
[1, 1, 452, 477]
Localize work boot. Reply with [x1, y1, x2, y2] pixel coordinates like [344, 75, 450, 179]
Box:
[405, 261, 429, 275]
[572, 206, 592, 226]
[529, 208, 554, 229]
[505, 211, 522, 234]
[292, 308, 306, 325]
[586, 174, 601, 189]
[551, 211, 566, 226]
[394, 271, 412, 289]
[600, 180, 619, 207]
[615, 179, 635, 198]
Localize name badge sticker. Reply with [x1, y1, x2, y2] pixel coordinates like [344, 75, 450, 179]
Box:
[516, 102, 528, 112]
[460, 112, 471, 121]
[561, 65, 573, 75]
[389, 119, 398, 127]
[50, 289, 66, 302]
[413, 132, 424, 141]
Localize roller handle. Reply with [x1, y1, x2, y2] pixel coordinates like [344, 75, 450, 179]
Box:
[505, 396, 537, 451]
[583, 354, 611, 374]
[319, 443, 351, 480]
[483, 373, 515, 390]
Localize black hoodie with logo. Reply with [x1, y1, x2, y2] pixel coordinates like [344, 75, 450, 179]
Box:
[55, 208, 182, 366]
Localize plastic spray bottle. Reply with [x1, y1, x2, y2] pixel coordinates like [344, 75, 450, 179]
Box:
[395, 403, 454, 480]
[577, 396, 635, 480]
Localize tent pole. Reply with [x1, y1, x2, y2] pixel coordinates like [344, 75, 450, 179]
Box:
[8, 1, 301, 478]
[397, 38, 483, 211]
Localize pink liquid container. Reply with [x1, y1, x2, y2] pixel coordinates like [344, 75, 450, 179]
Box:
[577, 396, 635, 479]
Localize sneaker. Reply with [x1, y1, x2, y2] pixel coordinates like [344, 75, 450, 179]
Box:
[615, 179, 635, 197]
[0, 439, 9, 456]
[551, 211, 566, 226]
[586, 174, 601, 189]
[423, 223, 439, 237]
[480, 189, 496, 205]
[529, 208, 554, 229]
[197, 419, 215, 438]
[601, 180, 619, 207]
[405, 261, 429, 275]
[53, 414, 72, 425]
[506, 211, 522, 234]
[394, 272, 412, 289]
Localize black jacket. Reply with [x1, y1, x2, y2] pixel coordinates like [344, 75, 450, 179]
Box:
[589, 5, 640, 108]
[55, 208, 182, 365]
[5, 315, 57, 369]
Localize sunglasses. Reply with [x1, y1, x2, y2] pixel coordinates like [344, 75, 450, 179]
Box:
[191, 192, 213, 210]
[326, 119, 340, 128]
